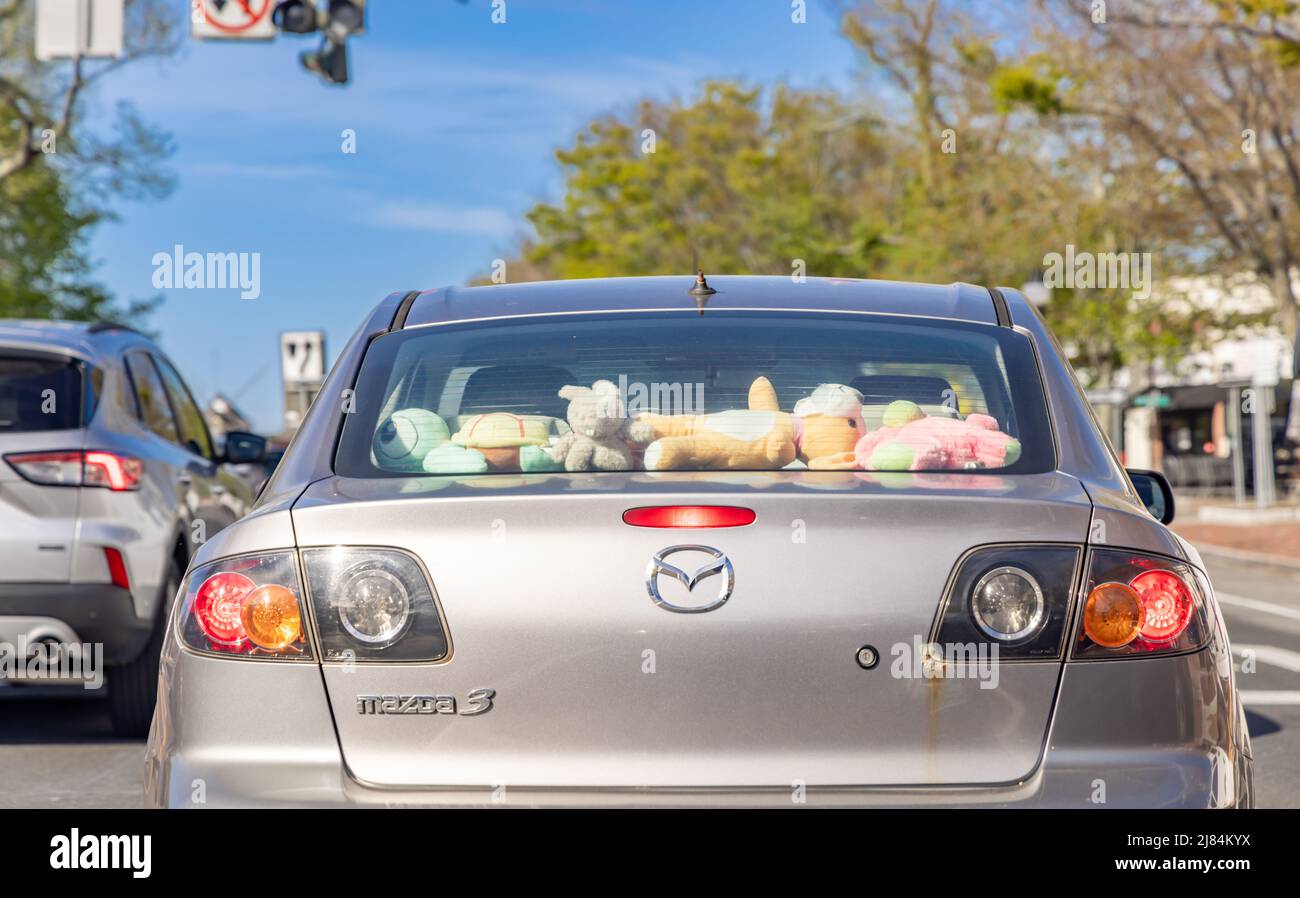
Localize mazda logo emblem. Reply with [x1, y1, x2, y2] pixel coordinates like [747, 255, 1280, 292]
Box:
[645, 545, 734, 614]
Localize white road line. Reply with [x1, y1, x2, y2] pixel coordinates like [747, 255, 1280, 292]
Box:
[1240, 690, 1300, 706]
[1233, 644, 1300, 673]
[1216, 592, 1300, 623]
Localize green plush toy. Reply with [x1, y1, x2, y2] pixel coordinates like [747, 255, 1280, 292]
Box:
[422, 443, 490, 475]
[868, 441, 917, 471]
[519, 444, 563, 472]
[881, 399, 925, 428]
[372, 408, 451, 471]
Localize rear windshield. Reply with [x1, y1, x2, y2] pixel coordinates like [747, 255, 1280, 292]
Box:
[0, 355, 84, 432]
[335, 312, 1054, 478]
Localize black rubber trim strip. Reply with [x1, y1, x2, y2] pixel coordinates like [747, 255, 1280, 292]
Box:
[988, 286, 1012, 327]
[389, 290, 422, 331]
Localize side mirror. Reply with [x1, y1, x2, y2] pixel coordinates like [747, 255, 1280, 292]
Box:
[1127, 468, 1175, 525]
[223, 431, 267, 465]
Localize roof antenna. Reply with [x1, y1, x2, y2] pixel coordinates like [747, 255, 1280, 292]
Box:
[688, 270, 715, 315]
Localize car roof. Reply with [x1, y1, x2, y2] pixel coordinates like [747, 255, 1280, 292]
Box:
[400, 275, 1002, 329]
[0, 320, 152, 361]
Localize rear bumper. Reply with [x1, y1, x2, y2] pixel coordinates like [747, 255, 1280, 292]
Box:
[145, 633, 1253, 808]
[0, 582, 152, 666]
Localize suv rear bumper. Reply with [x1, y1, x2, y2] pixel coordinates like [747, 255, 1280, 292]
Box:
[0, 582, 152, 666]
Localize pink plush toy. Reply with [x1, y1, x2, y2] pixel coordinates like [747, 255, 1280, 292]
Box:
[854, 401, 1022, 471]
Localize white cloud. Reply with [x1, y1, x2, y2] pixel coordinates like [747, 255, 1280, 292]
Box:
[363, 200, 515, 236]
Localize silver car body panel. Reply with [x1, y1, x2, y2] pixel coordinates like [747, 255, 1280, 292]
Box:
[145, 276, 1253, 806]
[145, 621, 1249, 807]
[292, 471, 1089, 788]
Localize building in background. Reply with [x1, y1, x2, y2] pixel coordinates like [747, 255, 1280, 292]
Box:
[1086, 277, 1298, 500]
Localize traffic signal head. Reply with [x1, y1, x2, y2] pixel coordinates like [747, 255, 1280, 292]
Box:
[301, 36, 349, 85]
[273, 0, 318, 34]
[328, 0, 366, 36]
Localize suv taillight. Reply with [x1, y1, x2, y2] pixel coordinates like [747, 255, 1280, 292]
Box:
[4, 450, 142, 490]
[1073, 550, 1215, 659]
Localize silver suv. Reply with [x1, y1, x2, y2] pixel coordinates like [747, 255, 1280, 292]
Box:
[0, 320, 264, 735]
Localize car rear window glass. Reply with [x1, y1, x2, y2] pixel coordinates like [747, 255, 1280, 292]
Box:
[335, 312, 1054, 478]
[0, 355, 82, 432]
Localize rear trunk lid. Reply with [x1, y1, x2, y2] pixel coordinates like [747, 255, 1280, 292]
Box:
[293, 470, 1091, 789]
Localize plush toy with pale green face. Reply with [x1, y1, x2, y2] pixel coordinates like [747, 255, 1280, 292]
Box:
[372, 408, 451, 471]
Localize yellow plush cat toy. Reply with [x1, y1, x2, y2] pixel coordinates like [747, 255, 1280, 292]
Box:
[638, 377, 796, 470]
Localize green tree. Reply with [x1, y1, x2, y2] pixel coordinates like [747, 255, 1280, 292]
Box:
[503, 82, 896, 281]
[0, 146, 157, 321]
[0, 0, 177, 322]
[837, 0, 1243, 388]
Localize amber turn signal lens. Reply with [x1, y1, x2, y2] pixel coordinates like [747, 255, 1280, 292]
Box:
[240, 584, 303, 651]
[1083, 581, 1145, 648]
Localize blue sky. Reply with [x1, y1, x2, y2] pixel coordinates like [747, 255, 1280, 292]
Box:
[90, 1, 858, 432]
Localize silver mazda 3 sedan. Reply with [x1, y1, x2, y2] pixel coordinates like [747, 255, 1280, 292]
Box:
[144, 276, 1253, 808]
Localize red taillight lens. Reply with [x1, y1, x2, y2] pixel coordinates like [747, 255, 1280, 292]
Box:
[622, 505, 756, 528]
[103, 547, 131, 591]
[1130, 569, 1194, 642]
[83, 451, 143, 490]
[193, 571, 255, 647]
[3, 450, 141, 490]
[179, 553, 311, 659]
[1073, 550, 1214, 659]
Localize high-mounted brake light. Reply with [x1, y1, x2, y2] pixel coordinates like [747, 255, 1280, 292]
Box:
[4, 450, 141, 490]
[622, 505, 756, 528]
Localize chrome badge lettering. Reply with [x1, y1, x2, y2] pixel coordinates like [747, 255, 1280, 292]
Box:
[356, 688, 495, 716]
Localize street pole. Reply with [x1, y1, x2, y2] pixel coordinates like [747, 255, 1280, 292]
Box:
[1229, 386, 1246, 505]
[1252, 379, 1276, 508]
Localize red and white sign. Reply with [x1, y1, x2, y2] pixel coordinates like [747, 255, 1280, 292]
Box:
[190, 0, 276, 41]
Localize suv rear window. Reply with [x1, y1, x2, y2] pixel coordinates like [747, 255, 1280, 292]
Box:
[0, 355, 83, 432]
[335, 312, 1054, 478]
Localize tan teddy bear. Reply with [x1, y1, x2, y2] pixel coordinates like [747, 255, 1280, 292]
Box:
[637, 376, 797, 470]
[547, 380, 655, 471]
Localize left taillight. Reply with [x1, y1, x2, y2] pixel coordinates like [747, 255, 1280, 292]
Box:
[4, 450, 142, 490]
[176, 552, 312, 659]
[1073, 549, 1215, 659]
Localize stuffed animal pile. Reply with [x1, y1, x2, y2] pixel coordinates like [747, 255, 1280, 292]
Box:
[370, 378, 1022, 476]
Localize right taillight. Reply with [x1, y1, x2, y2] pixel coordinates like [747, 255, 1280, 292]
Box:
[1073, 549, 1215, 659]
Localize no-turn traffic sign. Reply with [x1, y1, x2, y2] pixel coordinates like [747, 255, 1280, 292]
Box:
[190, 0, 276, 41]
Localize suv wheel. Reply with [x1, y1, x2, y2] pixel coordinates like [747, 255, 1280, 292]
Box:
[108, 560, 181, 738]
